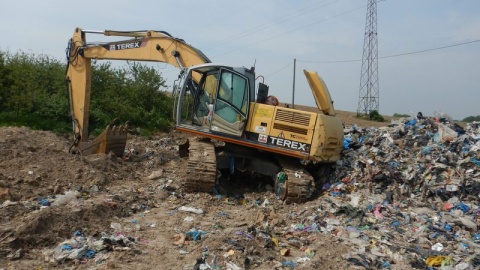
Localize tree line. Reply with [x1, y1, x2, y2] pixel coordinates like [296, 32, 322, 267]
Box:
[0, 49, 174, 136]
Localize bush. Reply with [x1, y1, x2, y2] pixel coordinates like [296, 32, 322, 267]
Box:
[0, 50, 70, 132]
[393, 113, 410, 118]
[0, 48, 173, 136]
[369, 110, 385, 122]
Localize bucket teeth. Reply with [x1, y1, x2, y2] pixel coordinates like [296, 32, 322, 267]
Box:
[79, 124, 128, 157]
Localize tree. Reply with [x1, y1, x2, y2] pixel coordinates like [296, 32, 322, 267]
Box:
[88, 61, 173, 134]
[462, 115, 480, 123]
[32, 54, 70, 126]
[0, 51, 11, 109]
[2, 51, 38, 118]
[123, 62, 173, 131]
[0, 49, 173, 134]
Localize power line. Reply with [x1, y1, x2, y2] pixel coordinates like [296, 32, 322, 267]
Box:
[297, 58, 361, 64]
[264, 62, 293, 78]
[297, 39, 480, 64]
[202, 0, 340, 51]
[210, 4, 366, 58]
[379, 39, 480, 58]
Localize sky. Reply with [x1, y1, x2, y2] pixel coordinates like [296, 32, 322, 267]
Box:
[1, 0, 479, 120]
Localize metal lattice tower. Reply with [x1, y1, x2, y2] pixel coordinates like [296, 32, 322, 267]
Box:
[357, 0, 379, 117]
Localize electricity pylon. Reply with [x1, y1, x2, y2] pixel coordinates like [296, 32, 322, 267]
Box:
[357, 0, 379, 117]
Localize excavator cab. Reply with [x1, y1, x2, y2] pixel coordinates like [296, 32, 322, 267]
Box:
[174, 64, 254, 138]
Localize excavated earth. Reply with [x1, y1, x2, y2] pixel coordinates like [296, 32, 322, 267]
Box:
[0, 126, 360, 270]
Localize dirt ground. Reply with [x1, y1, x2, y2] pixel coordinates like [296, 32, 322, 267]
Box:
[0, 121, 376, 270]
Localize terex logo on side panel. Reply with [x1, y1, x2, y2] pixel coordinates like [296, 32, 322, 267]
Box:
[269, 137, 308, 152]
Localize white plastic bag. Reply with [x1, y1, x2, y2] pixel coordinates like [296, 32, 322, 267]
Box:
[51, 191, 79, 206]
[435, 123, 457, 142]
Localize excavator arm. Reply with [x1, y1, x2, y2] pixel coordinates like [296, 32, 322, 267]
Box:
[66, 27, 210, 156]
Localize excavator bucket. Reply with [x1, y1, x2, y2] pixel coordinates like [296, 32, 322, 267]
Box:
[77, 125, 128, 157]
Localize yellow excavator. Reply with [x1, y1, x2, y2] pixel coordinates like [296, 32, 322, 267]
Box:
[66, 27, 344, 203]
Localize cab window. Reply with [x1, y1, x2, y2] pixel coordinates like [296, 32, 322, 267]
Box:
[218, 71, 247, 114]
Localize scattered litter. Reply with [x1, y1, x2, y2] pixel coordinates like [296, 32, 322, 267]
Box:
[43, 231, 137, 263]
[51, 190, 79, 206]
[178, 206, 204, 214]
[185, 229, 207, 241]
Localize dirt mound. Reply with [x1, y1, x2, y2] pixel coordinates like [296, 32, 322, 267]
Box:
[1, 126, 353, 269]
[0, 127, 153, 255]
[9, 198, 126, 248]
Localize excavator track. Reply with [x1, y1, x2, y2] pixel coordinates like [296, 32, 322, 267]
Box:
[183, 138, 217, 193]
[275, 157, 315, 204]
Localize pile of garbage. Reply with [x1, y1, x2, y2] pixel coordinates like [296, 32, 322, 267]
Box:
[323, 116, 480, 268]
[43, 229, 139, 264]
[174, 116, 479, 269]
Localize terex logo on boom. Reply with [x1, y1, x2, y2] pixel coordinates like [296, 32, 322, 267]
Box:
[108, 41, 142, 51]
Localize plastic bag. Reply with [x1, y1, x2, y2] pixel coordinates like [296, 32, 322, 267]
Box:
[51, 191, 79, 206]
[434, 123, 457, 142]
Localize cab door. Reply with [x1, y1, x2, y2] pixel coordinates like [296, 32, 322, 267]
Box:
[210, 69, 249, 137]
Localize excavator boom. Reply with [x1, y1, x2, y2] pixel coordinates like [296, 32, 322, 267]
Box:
[66, 27, 210, 155]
